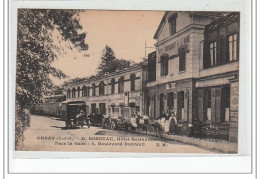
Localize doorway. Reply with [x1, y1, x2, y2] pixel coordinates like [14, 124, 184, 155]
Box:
[177, 91, 184, 121]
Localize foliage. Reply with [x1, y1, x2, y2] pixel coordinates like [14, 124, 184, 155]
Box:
[16, 9, 88, 109]
[15, 9, 88, 149]
[97, 45, 134, 75]
[15, 102, 26, 150]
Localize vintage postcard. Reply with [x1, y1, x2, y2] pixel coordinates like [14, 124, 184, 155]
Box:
[15, 9, 239, 154]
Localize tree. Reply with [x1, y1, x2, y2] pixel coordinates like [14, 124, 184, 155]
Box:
[97, 45, 134, 75]
[97, 45, 117, 75]
[15, 9, 88, 149]
[113, 59, 132, 71]
[16, 9, 88, 109]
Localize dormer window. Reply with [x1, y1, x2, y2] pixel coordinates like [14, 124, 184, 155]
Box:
[168, 13, 177, 36]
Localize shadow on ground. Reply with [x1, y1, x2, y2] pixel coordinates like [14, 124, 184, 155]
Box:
[50, 125, 83, 130]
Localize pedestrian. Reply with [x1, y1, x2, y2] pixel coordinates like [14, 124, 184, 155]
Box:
[169, 112, 177, 135]
[164, 116, 170, 134]
[160, 111, 166, 130]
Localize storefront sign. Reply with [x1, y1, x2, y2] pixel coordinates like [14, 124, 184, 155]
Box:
[166, 83, 176, 90]
[230, 81, 239, 110]
[230, 111, 238, 118]
[164, 35, 190, 52]
[230, 122, 238, 128]
[159, 35, 190, 55]
[229, 81, 239, 138]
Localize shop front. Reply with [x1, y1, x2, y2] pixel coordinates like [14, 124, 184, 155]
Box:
[145, 79, 196, 124]
[195, 74, 239, 141]
[107, 94, 141, 119]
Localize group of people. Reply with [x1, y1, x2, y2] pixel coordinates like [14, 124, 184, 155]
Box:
[159, 110, 178, 135]
[76, 109, 178, 134]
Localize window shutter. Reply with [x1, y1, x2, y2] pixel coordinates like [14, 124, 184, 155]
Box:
[179, 47, 186, 71]
[226, 37, 230, 62]
[160, 59, 164, 76]
[203, 41, 210, 68]
[198, 90, 204, 121]
[220, 37, 226, 64]
[165, 58, 168, 75]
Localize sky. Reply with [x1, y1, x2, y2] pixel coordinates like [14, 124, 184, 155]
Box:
[50, 10, 165, 86]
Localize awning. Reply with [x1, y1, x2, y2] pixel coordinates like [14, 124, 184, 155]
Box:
[196, 76, 235, 88]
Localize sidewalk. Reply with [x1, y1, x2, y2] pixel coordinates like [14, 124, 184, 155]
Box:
[137, 130, 238, 154]
[46, 115, 237, 153]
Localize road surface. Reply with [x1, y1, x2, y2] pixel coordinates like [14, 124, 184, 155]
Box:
[18, 115, 214, 153]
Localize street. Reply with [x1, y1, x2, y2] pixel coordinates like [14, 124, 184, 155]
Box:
[19, 115, 214, 153]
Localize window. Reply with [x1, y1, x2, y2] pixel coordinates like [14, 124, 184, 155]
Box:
[99, 103, 106, 115]
[168, 14, 177, 35]
[227, 33, 238, 61]
[82, 86, 87, 97]
[92, 83, 96, 96]
[91, 103, 96, 114]
[160, 93, 164, 116]
[111, 78, 115, 94]
[99, 81, 105, 95]
[160, 55, 168, 76]
[223, 87, 230, 108]
[148, 51, 156, 82]
[67, 89, 71, 98]
[77, 87, 80, 97]
[130, 74, 136, 91]
[210, 41, 217, 66]
[203, 13, 239, 69]
[219, 37, 226, 64]
[179, 91, 184, 108]
[179, 47, 186, 72]
[72, 88, 76, 98]
[118, 77, 124, 93]
[86, 87, 90, 96]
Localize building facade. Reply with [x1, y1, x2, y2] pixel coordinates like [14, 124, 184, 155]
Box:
[146, 11, 214, 121]
[65, 64, 148, 119]
[145, 11, 239, 142]
[197, 12, 239, 142]
[63, 11, 239, 142]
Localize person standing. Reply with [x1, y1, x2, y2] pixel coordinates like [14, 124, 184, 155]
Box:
[164, 116, 170, 134]
[169, 112, 177, 135]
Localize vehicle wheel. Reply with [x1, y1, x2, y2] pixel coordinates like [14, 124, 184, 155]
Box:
[110, 121, 116, 130]
[65, 121, 70, 129]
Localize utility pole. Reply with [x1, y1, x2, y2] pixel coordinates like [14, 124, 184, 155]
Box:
[145, 41, 156, 58]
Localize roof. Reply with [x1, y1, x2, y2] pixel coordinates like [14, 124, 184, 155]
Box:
[153, 11, 231, 39]
[153, 12, 169, 39]
[65, 62, 147, 87]
[204, 12, 239, 33]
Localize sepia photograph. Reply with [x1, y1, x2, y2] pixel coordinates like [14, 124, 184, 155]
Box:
[15, 9, 239, 154]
